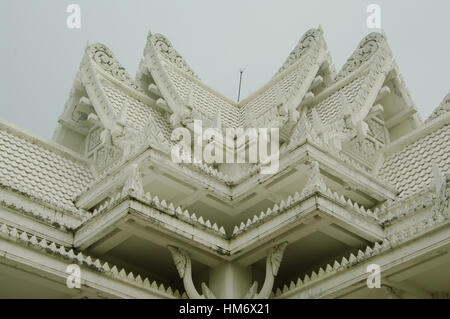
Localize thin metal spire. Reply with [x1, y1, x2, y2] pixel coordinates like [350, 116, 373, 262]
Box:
[237, 68, 244, 102]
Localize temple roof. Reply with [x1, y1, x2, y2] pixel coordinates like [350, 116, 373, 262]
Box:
[378, 122, 450, 198]
[141, 27, 330, 128]
[67, 29, 408, 146]
[46, 27, 450, 204]
[1, 26, 450, 300]
[0, 119, 93, 213]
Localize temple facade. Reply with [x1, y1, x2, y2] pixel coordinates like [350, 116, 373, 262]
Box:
[0, 27, 449, 299]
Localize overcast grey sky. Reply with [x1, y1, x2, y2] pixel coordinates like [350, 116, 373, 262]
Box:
[0, 0, 449, 139]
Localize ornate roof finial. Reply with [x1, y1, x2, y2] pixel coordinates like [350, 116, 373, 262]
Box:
[275, 27, 323, 76]
[87, 43, 141, 90]
[317, 24, 324, 34]
[336, 32, 385, 81]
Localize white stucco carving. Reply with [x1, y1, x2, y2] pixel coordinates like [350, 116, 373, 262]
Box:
[0, 26, 449, 299]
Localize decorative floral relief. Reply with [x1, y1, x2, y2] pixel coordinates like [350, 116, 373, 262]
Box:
[360, 139, 376, 156]
[151, 34, 198, 78]
[89, 43, 141, 90]
[276, 28, 321, 75]
[95, 145, 120, 171]
[345, 138, 376, 166]
[336, 33, 384, 80]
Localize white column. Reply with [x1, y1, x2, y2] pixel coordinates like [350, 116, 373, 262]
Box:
[209, 263, 252, 299]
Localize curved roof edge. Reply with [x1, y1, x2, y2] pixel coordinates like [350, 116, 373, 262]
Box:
[336, 31, 389, 81]
[427, 92, 450, 122]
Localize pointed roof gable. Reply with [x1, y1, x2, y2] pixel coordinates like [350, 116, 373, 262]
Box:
[143, 32, 238, 128]
[306, 32, 393, 124]
[287, 32, 392, 149]
[54, 42, 173, 158]
[83, 42, 171, 134]
[290, 31, 423, 148]
[240, 28, 329, 130]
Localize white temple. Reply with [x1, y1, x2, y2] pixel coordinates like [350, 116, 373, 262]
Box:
[0, 27, 449, 299]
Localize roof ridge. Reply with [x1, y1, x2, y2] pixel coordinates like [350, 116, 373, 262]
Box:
[86, 42, 142, 92]
[149, 32, 199, 79]
[273, 27, 324, 77]
[335, 31, 388, 81]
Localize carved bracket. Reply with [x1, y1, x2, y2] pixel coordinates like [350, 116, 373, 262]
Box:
[244, 241, 288, 299]
[167, 246, 216, 299]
